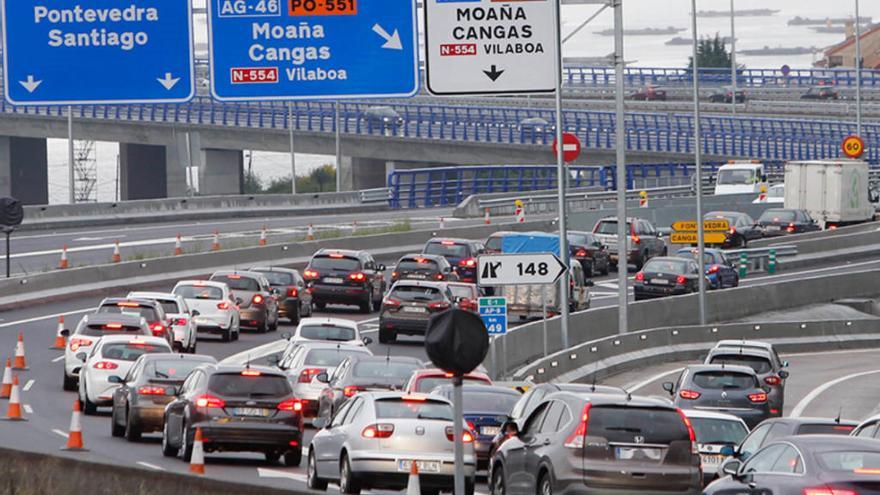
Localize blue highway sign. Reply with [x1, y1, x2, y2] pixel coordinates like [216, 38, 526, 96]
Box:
[207, 0, 419, 101]
[1, 0, 194, 105]
[479, 297, 507, 335]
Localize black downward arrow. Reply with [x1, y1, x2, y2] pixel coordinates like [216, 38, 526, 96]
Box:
[483, 65, 504, 82]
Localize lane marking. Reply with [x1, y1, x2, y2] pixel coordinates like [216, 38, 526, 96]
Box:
[52, 429, 69, 438]
[52, 355, 65, 363]
[23, 379, 34, 391]
[360, 329, 378, 334]
[23, 404, 33, 414]
[0, 308, 92, 329]
[790, 369, 880, 418]
[359, 317, 380, 325]
[136, 462, 165, 471]
[625, 367, 684, 392]
[257, 467, 309, 482]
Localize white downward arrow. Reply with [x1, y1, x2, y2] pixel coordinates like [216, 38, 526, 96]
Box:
[19, 75, 42, 93]
[372, 24, 403, 50]
[157, 72, 180, 90]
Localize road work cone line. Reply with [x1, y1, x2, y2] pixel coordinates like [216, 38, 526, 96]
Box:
[59, 245, 69, 269]
[406, 459, 420, 495]
[51, 316, 66, 350]
[12, 332, 27, 370]
[174, 234, 183, 256]
[0, 358, 12, 399]
[61, 399, 87, 451]
[190, 427, 206, 474]
[2, 374, 25, 421]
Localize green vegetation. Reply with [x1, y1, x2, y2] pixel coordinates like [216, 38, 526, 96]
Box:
[244, 164, 337, 194]
[689, 33, 735, 69]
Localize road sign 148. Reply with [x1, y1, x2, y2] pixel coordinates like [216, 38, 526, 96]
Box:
[516, 261, 550, 277]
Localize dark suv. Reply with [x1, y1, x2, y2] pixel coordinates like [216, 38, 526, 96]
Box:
[303, 249, 386, 313]
[592, 217, 666, 270]
[422, 238, 485, 283]
[664, 364, 772, 428]
[705, 342, 789, 416]
[96, 298, 172, 347]
[379, 280, 455, 343]
[161, 364, 305, 466]
[491, 392, 702, 495]
[390, 253, 457, 283]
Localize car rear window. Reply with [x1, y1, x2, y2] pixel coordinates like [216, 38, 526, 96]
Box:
[594, 220, 625, 235]
[690, 417, 749, 445]
[447, 285, 475, 300]
[398, 259, 440, 272]
[759, 210, 797, 223]
[644, 259, 691, 274]
[208, 373, 291, 397]
[81, 324, 146, 336]
[98, 304, 160, 321]
[460, 390, 521, 414]
[692, 371, 756, 390]
[256, 271, 294, 286]
[796, 423, 856, 435]
[298, 324, 357, 342]
[676, 250, 719, 265]
[589, 406, 690, 444]
[817, 451, 880, 472]
[174, 285, 223, 300]
[305, 348, 370, 367]
[354, 361, 421, 380]
[212, 275, 260, 292]
[156, 301, 180, 314]
[145, 359, 207, 380]
[709, 354, 772, 374]
[390, 286, 443, 302]
[375, 398, 454, 420]
[424, 242, 468, 259]
[416, 375, 490, 393]
[310, 255, 361, 271]
[101, 342, 170, 361]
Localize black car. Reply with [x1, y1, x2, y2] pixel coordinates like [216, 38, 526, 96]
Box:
[110, 353, 216, 441]
[378, 281, 455, 343]
[706, 436, 880, 495]
[634, 256, 704, 301]
[96, 298, 173, 348]
[564, 231, 611, 277]
[303, 249, 386, 313]
[708, 86, 746, 103]
[390, 253, 457, 283]
[704, 211, 763, 248]
[675, 248, 740, 290]
[314, 355, 422, 420]
[249, 266, 314, 324]
[725, 417, 858, 463]
[801, 85, 840, 100]
[757, 208, 821, 236]
[161, 364, 305, 466]
[422, 238, 485, 284]
[664, 364, 771, 428]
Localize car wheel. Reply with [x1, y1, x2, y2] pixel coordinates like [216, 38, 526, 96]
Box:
[221, 328, 231, 342]
[466, 478, 475, 495]
[601, 259, 610, 276]
[265, 452, 281, 464]
[124, 408, 142, 442]
[269, 313, 279, 331]
[290, 305, 301, 325]
[284, 448, 302, 467]
[162, 419, 179, 457]
[63, 370, 77, 392]
[491, 465, 506, 495]
[661, 246, 668, 256]
[538, 471, 552, 495]
[181, 423, 194, 462]
[339, 453, 362, 495]
[307, 451, 328, 491]
[258, 313, 269, 333]
[360, 294, 372, 314]
[81, 384, 98, 415]
[190, 340, 197, 354]
[111, 405, 125, 437]
[315, 302, 326, 311]
[378, 327, 396, 344]
[740, 236, 748, 248]
[372, 297, 382, 312]
[583, 261, 593, 278]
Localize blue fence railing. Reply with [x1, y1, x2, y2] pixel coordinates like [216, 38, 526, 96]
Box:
[562, 67, 880, 88]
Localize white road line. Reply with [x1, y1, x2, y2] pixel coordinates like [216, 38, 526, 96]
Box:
[52, 355, 65, 363]
[782, 347, 880, 358]
[0, 308, 92, 329]
[52, 429, 69, 439]
[136, 462, 165, 471]
[744, 257, 880, 283]
[790, 369, 880, 418]
[360, 329, 379, 334]
[22, 379, 34, 392]
[23, 404, 33, 414]
[359, 317, 381, 325]
[625, 367, 685, 392]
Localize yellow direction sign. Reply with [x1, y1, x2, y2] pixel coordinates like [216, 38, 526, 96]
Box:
[671, 219, 731, 232]
[670, 232, 729, 244]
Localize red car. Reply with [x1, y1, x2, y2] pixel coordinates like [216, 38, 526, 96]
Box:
[444, 282, 480, 312]
[628, 84, 667, 101]
[404, 368, 492, 394]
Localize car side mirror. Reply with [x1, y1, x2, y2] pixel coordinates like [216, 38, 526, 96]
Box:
[235, 297, 244, 305]
[778, 370, 790, 379]
[720, 445, 735, 457]
[315, 372, 330, 383]
[662, 382, 675, 395]
[722, 459, 742, 477]
[782, 360, 790, 368]
[362, 336, 373, 346]
[585, 280, 595, 287]
[60, 329, 71, 337]
[191, 310, 200, 316]
[76, 352, 87, 362]
[271, 288, 280, 296]
[378, 264, 386, 272]
[312, 417, 329, 429]
[281, 332, 292, 340]
[502, 420, 519, 437]
[108, 375, 124, 384]
[266, 354, 281, 366]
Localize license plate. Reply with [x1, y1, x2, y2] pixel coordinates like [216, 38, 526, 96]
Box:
[650, 278, 669, 285]
[323, 277, 344, 284]
[615, 447, 661, 461]
[481, 426, 500, 436]
[233, 407, 269, 417]
[765, 225, 781, 231]
[398, 460, 440, 473]
[403, 306, 427, 313]
[701, 454, 724, 465]
[408, 274, 426, 279]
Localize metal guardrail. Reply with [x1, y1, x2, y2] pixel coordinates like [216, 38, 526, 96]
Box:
[478, 184, 694, 209]
[562, 66, 880, 88]
[359, 187, 393, 204]
[723, 245, 797, 271]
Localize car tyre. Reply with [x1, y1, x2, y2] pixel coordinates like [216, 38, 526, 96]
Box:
[162, 419, 179, 457]
[360, 294, 372, 314]
[372, 297, 382, 312]
[80, 385, 98, 415]
[538, 471, 552, 495]
[111, 406, 125, 437]
[124, 408, 142, 442]
[265, 452, 281, 464]
[63, 370, 77, 392]
[491, 465, 506, 495]
[378, 327, 396, 344]
[221, 328, 232, 342]
[290, 305, 301, 325]
[583, 260, 593, 278]
[269, 312, 279, 331]
[307, 451, 328, 491]
[466, 478, 476, 495]
[340, 453, 362, 495]
[181, 423, 194, 462]
[284, 448, 302, 467]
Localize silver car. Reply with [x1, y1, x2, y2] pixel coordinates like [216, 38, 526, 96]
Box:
[307, 392, 477, 495]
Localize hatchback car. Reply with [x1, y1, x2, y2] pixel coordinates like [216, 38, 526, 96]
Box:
[288, 317, 370, 348]
[172, 280, 241, 342]
[851, 414, 880, 440]
[127, 291, 198, 353]
[681, 409, 749, 484]
[703, 211, 763, 248]
[390, 254, 457, 283]
[757, 208, 821, 236]
[665, 364, 772, 428]
[62, 313, 152, 391]
[315, 355, 423, 420]
[592, 217, 666, 270]
[404, 368, 492, 394]
[110, 353, 216, 441]
[96, 297, 172, 347]
[378, 281, 455, 344]
[304, 249, 386, 313]
[491, 391, 702, 495]
[634, 257, 704, 301]
[705, 343, 789, 415]
[421, 238, 485, 284]
[78, 335, 172, 414]
[725, 417, 858, 463]
[445, 282, 479, 312]
[162, 364, 305, 466]
[210, 270, 279, 332]
[307, 392, 477, 495]
[565, 231, 611, 277]
[674, 248, 740, 290]
[249, 266, 313, 324]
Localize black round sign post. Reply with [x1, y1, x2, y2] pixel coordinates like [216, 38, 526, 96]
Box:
[425, 308, 489, 495]
[0, 197, 24, 278]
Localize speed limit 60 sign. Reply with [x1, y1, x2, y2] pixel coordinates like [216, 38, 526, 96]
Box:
[477, 253, 567, 286]
[842, 135, 865, 159]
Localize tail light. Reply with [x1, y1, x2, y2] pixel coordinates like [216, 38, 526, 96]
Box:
[241, 370, 261, 376]
[467, 421, 476, 432]
[679, 389, 701, 400]
[564, 404, 592, 448]
[383, 298, 402, 308]
[575, 249, 587, 257]
[277, 399, 303, 412]
[428, 301, 451, 311]
[173, 318, 188, 326]
[287, 287, 298, 297]
[69, 338, 93, 352]
[435, 273, 445, 281]
[676, 408, 699, 454]
[252, 294, 265, 305]
[676, 275, 687, 285]
[217, 301, 230, 310]
[362, 423, 395, 438]
[303, 269, 319, 280]
[344, 385, 363, 397]
[764, 375, 782, 386]
[445, 426, 474, 443]
[635, 272, 645, 281]
[298, 367, 325, 383]
[93, 361, 119, 370]
[104, 323, 123, 330]
[631, 234, 641, 245]
[349, 272, 367, 283]
[391, 271, 399, 280]
[786, 223, 796, 233]
[138, 386, 167, 396]
[195, 394, 225, 409]
[150, 323, 166, 336]
[804, 489, 857, 495]
[708, 265, 720, 274]
[458, 258, 477, 268]
[748, 392, 768, 403]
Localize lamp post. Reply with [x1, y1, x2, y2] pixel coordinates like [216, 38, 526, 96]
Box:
[691, 0, 707, 325]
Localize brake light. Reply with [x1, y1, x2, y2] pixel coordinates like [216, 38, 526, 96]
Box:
[564, 404, 592, 448]
[635, 272, 645, 281]
[764, 375, 782, 386]
[363, 423, 394, 438]
[349, 272, 367, 283]
[150, 323, 166, 336]
[729, 227, 737, 235]
[575, 249, 587, 257]
[93, 361, 119, 370]
[676, 408, 698, 454]
[104, 323, 123, 330]
[391, 271, 399, 280]
[458, 258, 477, 268]
[329, 253, 344, 258]
[116, 302, 141, 308]
[303, 269, 319, 280]
[708, 265, 720, 274]
[679, 389, 701, 400]
[402, 395, 426, 401]
[277, 399, 303, 412]
[435, 273, 445, 281]
[252, 294, 265, 305]
[344, 385, 363, 397]
[383, 298, 402, 308]
[440, 240, 456, 246]
[226, 274, 242, 280]
[786, 223, 796, 233]
[195, 394, 225, 408]
[748, 392, 768, 403]
[241, 370, 261, 376]
[676, 275, 687, 285]
[287, 287, 298, 297]
[217, 301, 230, 310]
[173, 318, 188, 326]
[803, 489, 857, 495]
[428, 301, 451, 311]
[445, 426, 474, 443]
[631, 234, 641, 245]
[138, 386, 167, 396]
[467, 421, 476, 432]
[69, 338, 92, 352]
[298, 367, 325, 383]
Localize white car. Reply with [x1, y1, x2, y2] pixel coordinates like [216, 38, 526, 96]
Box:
[276, 342, 373, 418]
[287, 317, 372, 347]
[63, 313, 152, 392]
[752, 184, 784, 204]
[172, 280, 241, 342]
[681, 408, 750, 484]
[128, 291, 198, 353]
[78, 334, 172, 415]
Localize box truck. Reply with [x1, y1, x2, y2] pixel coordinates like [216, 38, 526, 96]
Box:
[784, 160, 876, 229]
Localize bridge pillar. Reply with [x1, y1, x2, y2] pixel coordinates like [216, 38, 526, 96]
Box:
[0, 136, 48, 205]
[119, 143, 170, 200]
[199, 149, 243, 195]
[338, 156, 389, 191]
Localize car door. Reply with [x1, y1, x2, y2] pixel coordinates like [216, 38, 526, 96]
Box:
[362, 257, 382, 299]
[166, 370, 198, 447]
[315, 398, 356, 478]
[113, 358, 143, 422]
[736, 422, 773, 461]
[523, 400, 566, 491]
[507, 402, 550, 495]
[724, 444, 802, 495]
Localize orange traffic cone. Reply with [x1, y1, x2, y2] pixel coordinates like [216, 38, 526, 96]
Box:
[211, 230, 220, 251]
[259, 225, 267, 246]
[406, 459, 421, 495]
[484, 208, 491, 225]
[59, 245, 69, 269]
[61, 399, 87, 451]
[306, 224, 315, 241]
[2, 375, 25, 421]
[0, 358, 11, 399]
[190, 427, 206, 474]
[51, 316, 67, 350]
[12, 332, 27, 370]
[111, 241, 121, 263]
[174, 234, 184, 256]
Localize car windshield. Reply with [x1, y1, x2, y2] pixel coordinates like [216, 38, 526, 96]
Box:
[212, 275, 260, 292]
[305, 348, 370, 367]
[310, 255, 361, 271]
[692, 371, 756, 390]
[644, 259, 691, 274]
[417, 375, 490, 393]
[375, 398, 454, 420]
[460, 390, 521, 414]
[709, 354, 773, 374]
[448, 285, 475, 300]
[759, 210, 797, 223]
[589, 406, 690, 444]
[817, 451, 880, 472]
[398, 259, 439, 272]
[298, 324, 357, 342]
[390, 286, 443, 302]
[155, 300, 180, 314]
[717, 169, 757, 185]
[690, 417, 748, 445]
[208, 373, 291, 397]
[424, 242, 468, 259]
[567, 233, 590, 246]
[174, 285, 223, 300]
[594, 220, 626, 235]
[101, 342, 169, 361]
[98, 304, 160, 321]
[144, 359, 207, 380]
[796, 424, 856, 435]
[353, 361, 421, 380]
[255, 271, 294, 286]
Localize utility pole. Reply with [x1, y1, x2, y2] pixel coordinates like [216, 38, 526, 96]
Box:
[613, 0, 628, 334]
[691, 0, 707, 325]
[553, 0, 570, 349]
[855, 0, 863, 136]
[730, 0, 737, 115]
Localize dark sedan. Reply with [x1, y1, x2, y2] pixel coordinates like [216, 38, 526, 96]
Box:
[634, 257, 704, 301]
[110, 353, 217, 441]
[801, 85, 840, 100]
[757, 208, 821, 236]
[726, 417, 858, 463]
[565, 231, 611, 277]
[314, 355, 422, 420]
[706, 436, 880, 495]
[248, 266, 313, 324]
[704, 211, 764, 248]
[664, 364, 772, 428]
[675, 248, 739, 289]
[162, 364, 305, 466]
[708, 86, 746, 103]
[378, 281, 455, 343]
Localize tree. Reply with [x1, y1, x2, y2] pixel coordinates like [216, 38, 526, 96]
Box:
[243, 164, 338, 195]
[243, 170, 263, 194]
[689, 33, 734, 69]
[309, 164, 336, 192]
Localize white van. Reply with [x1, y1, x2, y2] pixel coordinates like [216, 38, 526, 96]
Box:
[713, 162, 767, 195]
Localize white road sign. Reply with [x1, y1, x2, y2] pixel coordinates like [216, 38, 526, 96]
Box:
[477, 253, 567, 286]
[424, 0, 557, 96]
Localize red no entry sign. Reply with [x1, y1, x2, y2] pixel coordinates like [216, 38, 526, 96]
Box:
[552, 132, 581, 162]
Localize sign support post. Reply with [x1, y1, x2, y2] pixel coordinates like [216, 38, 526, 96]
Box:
[690, 0, 707, 325]
[613, 0, 628, 335]
[67, 107, 74, 204]
[289, 102, 297, 195]
[553, 0, 570, 351]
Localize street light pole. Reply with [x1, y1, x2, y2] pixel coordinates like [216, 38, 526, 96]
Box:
[729, 0, 737, 115]
[855, 0, 863, 136]
[553, 0, 570, 349]
[335, 101, 342, 192]
[68, 106, 75, 204]
[691, 0, 707, 325]
[613, 0, 627, 335]
[288, 102, 297, 195]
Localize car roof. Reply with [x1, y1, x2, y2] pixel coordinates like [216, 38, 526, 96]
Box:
[426, 237, 474, 244]
[432, 384, 520, 396]
[443, 281, 477, 289]
[548, 391, 680, 409]
[345, 355, 422, 365]
[414, 368, 491, 379]
[100, 297, 160, 307]
[645, 256, 697, 265]
[137, 352, 217, 363]
[175, 280, 228, 290]
[359, 391, 452, 403]
[206, 364, 289, 377]
[675, 247, 725, 256]
[714, 340, 775, 352]
[685, 363, 757, 375]
[297, 342, 372, 352]
[399, 253, 445, 261]
[681, 408, 749, 423]
[313, 249, 363, 258]
[97, 334, 170, 346]
[297, 317, 359, 329]
[761, 417, 858, 427]
[707, 347, 771, 359]
[391, 280, 448, 289]
[248, 266, 299, 274]
[541, 382, 628, 395]
[211, 270, 266, 280]
[780, 435, 878, 450]
[127, 291, 180, 300]
[705, 211, 747, 218]
[487, 231, 517, 238]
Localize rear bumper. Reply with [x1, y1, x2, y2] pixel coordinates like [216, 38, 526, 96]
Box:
[279, 299, 299, 318]
[130, 405, 167, 432]
[634, 284, 691, 299]
[380, 315, 430, 335]
[193, 422, 302, 452]
[311, 285, 369, 305]
[239, 308, 267, 326]
[349, 454, 476, 489]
